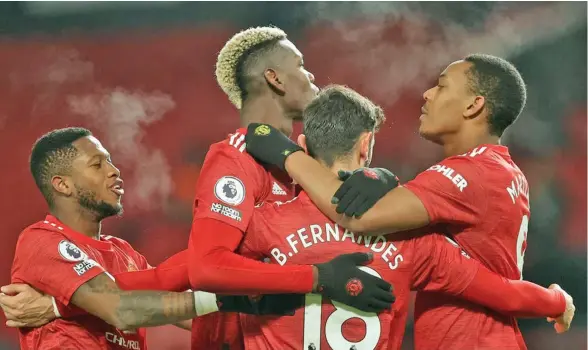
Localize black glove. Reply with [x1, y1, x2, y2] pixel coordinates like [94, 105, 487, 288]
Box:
[315, 252, 395, 313]
[332, 167, 400, 218]
[245, 123, 303, 171]
[217, 293, 303, 316]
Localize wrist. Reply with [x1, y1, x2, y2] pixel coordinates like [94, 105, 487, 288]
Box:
[193, 291, 219, 316]
[284, 150, 303, 174]
[51, 296, 61, 318]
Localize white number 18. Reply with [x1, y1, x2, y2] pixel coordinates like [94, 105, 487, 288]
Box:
[302, 266, 382, 350]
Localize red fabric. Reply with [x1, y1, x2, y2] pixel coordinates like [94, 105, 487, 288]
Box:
[188, 218, 314, 294]
[115, 249, 190, 292]
[12, 215, 148, 350]
[405, 145, 531, 350]
[239, 192, 481, 350]
[461, 267, 565, 318]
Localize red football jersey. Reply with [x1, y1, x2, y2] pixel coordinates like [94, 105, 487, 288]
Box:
[238, 192, 480, 350]
[11, 215, 150, 350]
[190, 128, 297, 350]
[404, 144, 530, 350]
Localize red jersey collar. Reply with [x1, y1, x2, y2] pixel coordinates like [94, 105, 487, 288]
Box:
[44, 215, 112, 250]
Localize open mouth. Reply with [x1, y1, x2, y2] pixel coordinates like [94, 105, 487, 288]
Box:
[111, 185, 125, 196]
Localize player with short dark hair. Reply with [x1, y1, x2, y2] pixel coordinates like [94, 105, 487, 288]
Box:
[244, 55, 571, 348]
[3, 127, 301, 349]
[239, 85, 571, 349]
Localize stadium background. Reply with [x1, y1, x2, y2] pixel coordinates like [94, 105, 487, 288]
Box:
[0, 2, 585, 349]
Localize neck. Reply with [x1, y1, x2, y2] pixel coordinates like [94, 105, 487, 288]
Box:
[441, 129, 500, 157]
[50, 203, 102, 239]
[324, 157, 362, 176]
[240, 94, 294, 136]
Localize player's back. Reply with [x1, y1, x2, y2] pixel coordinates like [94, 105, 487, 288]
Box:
[12, 216, 149, 350]
[405, 145, 530, 349]
[239, 192, 480, 350]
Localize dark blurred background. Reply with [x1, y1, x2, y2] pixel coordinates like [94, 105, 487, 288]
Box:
[0, 2, 585, 349]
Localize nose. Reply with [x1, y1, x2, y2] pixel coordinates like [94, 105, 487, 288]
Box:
[423, 87, 432, 101]
[307, 71, 315, 83]
[108, 163, 121, 178]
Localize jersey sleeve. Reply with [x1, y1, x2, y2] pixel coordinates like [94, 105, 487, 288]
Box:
[192, 144, 265, 233]
[11, 229, 105, 306]
[240, 205, 274, 260]
[403, 157, 486, 225]
[410, 234, 480, 295]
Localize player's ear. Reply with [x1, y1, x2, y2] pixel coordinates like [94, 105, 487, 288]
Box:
[297, 134, 309, 155]
[464, 95, 485, 119]
[264, 68, 286, 95]
[51, 175, 73, 197]
[358, 131, 373, 163]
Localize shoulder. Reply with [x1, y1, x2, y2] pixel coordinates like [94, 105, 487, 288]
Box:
[205, 128, 266, 174]
[17, 220, 66, 246]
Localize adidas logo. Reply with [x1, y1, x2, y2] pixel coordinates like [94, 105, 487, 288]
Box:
[272, 182, 287, 196]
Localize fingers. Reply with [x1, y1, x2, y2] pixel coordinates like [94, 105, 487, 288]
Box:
[366, 299, 393, 312]
[335, 189, 361, 215]
[0, 292, 19, 309]
[6, 320, 27, 328]
[337, 170, 353, 181]
[0, 284, 30, 295]
[332, 182, 353, 205]
[342, 252, 373, 265]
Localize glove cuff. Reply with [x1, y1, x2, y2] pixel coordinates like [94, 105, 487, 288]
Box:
[193, 291, 220, 316]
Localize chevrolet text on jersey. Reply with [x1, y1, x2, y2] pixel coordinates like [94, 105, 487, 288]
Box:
[270, 223, 404, 271]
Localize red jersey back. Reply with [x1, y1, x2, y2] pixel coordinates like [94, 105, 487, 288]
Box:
[11, 215, 150, 350]
[190, 128, 297, 349]
[404, 144, 530, 349]
[239, 192, 481, 350]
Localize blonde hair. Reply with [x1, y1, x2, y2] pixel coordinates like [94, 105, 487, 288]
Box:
[215, 26, 287, 109]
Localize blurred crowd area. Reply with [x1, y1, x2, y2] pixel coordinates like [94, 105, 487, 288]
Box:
[0, 2, 586, 349]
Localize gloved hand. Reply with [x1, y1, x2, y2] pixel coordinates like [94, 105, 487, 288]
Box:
[332, 168, 400, 218]
[315, 252, 395, 313]
[245, 123, 303, 171]
[217, 293, 303, 316]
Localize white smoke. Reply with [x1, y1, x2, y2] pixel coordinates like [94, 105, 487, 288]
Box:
[301, 2, 585, 104]
[68, 88, 176, 211]
[14, 48, 178, 210]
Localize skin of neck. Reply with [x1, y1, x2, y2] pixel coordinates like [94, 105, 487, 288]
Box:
[440, 122, 501, 157]
[317, 152, 364, 178]
[239, 92, 296, 136]
[50, 199, 102, 239]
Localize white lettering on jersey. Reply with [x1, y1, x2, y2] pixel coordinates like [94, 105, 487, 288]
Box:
[459, 146, 487, 157]
[105, 332, 140, 349]
[506, 173, 530, 204]
[272, 223, 403, 271]
[426, 164, 468, 192]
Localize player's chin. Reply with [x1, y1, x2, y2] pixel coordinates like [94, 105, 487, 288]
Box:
[418, 124, 442, 144]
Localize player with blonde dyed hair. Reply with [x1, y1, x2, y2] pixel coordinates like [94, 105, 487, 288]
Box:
[185, 26, 392, 349]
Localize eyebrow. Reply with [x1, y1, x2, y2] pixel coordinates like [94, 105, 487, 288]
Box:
[87, 153, 111, 164]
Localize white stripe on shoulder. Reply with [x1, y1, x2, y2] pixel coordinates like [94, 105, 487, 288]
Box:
[228, 132, 246, 152]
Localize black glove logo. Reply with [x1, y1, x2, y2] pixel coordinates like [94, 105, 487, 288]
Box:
[362, 169, 380, 180]
[345, 278, 364, 297]
[254, 124, 271, 136]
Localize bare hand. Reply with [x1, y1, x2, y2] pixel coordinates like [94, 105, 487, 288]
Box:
[0, 284, 56, 328]
[546, 284, 575, 333]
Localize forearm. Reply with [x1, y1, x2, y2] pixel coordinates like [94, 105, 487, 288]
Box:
[174, 320, 192, 330]
[460, 267, 566, 318]
[284, 152, 346, 223]
[115, 290, 197, 329]
[189, 218, 315, 294]
[115, 251, 190, 292]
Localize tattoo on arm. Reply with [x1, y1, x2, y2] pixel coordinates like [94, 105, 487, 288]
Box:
[71, 273, 196, 330]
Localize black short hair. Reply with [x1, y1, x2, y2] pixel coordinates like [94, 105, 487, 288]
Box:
[235, 38, 284, 104]
[464, 54, 527, 136]
[30, 127, 92, 207]
[303, 85, 386, 166]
